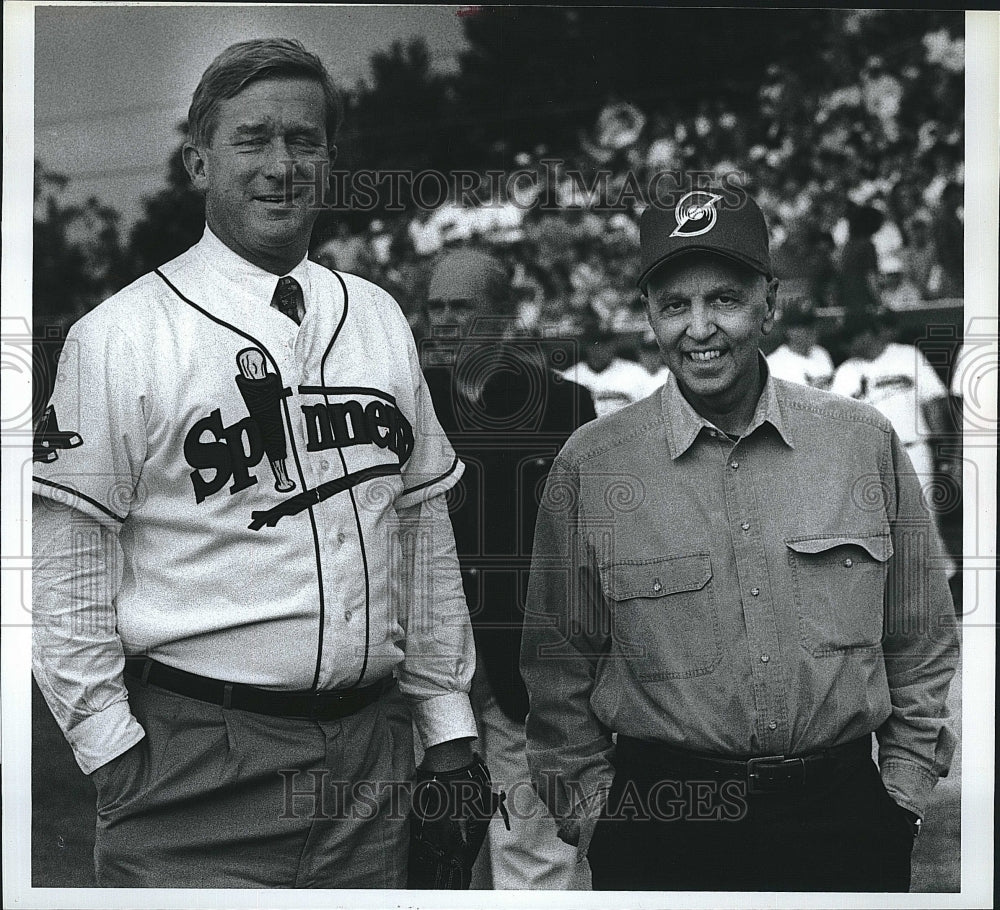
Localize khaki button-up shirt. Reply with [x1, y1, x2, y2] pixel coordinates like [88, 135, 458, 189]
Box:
[521, 367, 958, 853]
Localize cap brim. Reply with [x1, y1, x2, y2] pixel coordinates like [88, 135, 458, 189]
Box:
[637, 247, 771, 291]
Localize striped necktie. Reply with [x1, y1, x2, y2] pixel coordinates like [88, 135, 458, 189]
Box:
[271, 276, 305, 325]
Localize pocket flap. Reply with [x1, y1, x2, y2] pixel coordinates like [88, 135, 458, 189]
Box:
[786, 533, 893, 562]
[600, 554, 711, 601]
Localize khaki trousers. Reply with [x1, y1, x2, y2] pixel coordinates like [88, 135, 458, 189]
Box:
[94, 676, 413, 888]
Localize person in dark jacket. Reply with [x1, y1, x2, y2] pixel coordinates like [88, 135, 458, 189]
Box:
[836, 204, 884, 314]
[421, 249, 597, 889]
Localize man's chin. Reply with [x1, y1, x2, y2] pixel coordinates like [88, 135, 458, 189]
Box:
[248, 221, 314, 252]
[675, 366, 732, 399]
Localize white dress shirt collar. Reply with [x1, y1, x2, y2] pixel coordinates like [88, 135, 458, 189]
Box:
[195, 224, 312, 309]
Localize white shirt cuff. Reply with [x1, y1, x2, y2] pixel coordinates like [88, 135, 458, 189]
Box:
[65, 700, 145, 775]
[409, 691, 477, 750]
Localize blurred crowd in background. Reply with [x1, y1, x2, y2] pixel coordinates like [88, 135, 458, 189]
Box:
[34, 9, 965, 404]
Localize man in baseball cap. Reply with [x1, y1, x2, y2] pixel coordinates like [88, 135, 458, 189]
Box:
[521, 185, 957, 891]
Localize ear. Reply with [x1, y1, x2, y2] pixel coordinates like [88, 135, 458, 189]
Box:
[761, 277, 779, 336]
[182, 142, 209, 191]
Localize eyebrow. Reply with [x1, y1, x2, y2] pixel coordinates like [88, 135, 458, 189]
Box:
[229, 122, 325, 139]
[230, 124, 270, 138]
[654, 283, 747, 300]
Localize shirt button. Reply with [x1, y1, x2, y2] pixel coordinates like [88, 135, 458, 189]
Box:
[337, 532, 346, 545]
[843, 558, 854, 568]
[320, 460, 330, 471]
[730, 461, 739, 470]
[652, 580, 663, 593]
[750, 587, 760, 596]
[760, 654, 770, 663]
[741, 521, 751, 531]
[344, 611, 352, 622]
[768, 721, 777, 731]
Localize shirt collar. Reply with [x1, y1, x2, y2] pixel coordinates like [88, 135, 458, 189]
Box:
[660, 355, 795, 458]
[195, 225, 312, 308]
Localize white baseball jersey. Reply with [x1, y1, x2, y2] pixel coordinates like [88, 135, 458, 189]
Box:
[766, 343, 835, 389]
[33, 229, 473, 702]
[558, 358, 653, 417]
[829, 341, 955, 578]
[829, 342, 947, 446]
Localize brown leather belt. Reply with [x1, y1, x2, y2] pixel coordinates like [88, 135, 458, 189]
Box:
[124, 657, 391, 721]
[615, 734, 872, 795]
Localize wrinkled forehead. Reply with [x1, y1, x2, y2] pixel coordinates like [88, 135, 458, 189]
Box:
[212, 76, 329, 138]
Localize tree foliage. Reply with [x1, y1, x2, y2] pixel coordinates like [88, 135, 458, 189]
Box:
[33, 8, 965, 311]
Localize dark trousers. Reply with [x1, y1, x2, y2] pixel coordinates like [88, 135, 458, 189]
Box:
[588, 739, 915, 892]
[94, 676, 413, 888]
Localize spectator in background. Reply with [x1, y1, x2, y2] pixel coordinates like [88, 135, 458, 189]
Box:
[559, 320, 653, 417]
[931, 182, 963, 298]
[421, 250, 596, 890]
[901, 212, 937, 299]
[880, 256, 923, 310]
[836, 205, 884, 314]
[313, 221, 365, 273]
[766, 299, 834, 389]
[803, 228, 838, 309]
[831, 308, 955, 580]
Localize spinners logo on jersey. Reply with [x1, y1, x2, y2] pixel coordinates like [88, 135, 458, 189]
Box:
[183, 348, 414, 530]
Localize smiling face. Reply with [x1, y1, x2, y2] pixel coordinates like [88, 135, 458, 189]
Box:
[183, 76, 334, 275]
[645, 252, 777, 431]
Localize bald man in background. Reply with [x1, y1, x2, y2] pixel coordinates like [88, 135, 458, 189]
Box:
[421, 250, 596, 889]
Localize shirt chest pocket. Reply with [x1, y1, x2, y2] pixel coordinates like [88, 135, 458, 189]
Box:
[786, 533, 893, 656]
[599, 554, 722, 681]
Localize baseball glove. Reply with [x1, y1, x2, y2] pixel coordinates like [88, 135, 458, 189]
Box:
[407, 752, 509, 889]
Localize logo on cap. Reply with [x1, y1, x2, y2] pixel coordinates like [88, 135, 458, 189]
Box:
[669, 191, 723, 238]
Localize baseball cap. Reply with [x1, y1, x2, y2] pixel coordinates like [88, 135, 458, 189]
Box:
[638, 189, 772, 291]
[428, 250, 507, 302]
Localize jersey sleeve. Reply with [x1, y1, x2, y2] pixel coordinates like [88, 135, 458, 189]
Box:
[913, 346, 948, 404]
[32, 314, 148, 529]
[816, 346, 835, 374]
[395, 328, 464, 510]
[829, 360, 860, 400]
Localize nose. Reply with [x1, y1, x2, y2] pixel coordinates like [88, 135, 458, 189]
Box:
[260, 138, 293, 181]
[686, 300, 716, 342]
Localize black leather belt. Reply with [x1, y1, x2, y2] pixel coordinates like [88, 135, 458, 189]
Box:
[615, 734, 872, 795]
[124, 657, 391, 721]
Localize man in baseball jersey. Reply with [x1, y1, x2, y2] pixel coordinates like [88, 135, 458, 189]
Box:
[521, 188, 958, 891]
[765, 298, 835, 389]
[32, 38, 481, 888]
[830, 308, 956, 580]
[558, 321, 652, 418]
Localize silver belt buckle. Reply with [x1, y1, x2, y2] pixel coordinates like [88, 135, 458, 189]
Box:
[746, 755, 805, 794]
